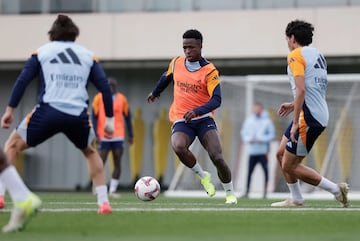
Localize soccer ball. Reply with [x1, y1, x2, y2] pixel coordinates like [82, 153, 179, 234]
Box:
[134, 176, 161, 201]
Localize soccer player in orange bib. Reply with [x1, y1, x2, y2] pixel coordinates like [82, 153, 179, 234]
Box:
[147, 29, 237, 204]
[271, 20, 349, 207]
[92, 77, 134, 197]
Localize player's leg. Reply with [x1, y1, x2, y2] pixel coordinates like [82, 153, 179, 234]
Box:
[297, 124, 348, 207]
[97, 143, 110, 194]
[0, 130, 29, 208]
[274, 122, 349, 207]
[0, 131, 30, 208]
[281, 149, 348, 207]
[1, 104, 68, 231]
[0, 150, 41, 233]
[83, 141, 109, 193]
[283, 150, 320, 185]
[111, 147, 123, 180]
[109, 142, 124, 197]
[171, 131, 214, 189]
[0, 106, 49, 210]
[0, 123, 42, 232]
[199, 127, 237, 204]
[81, 143, 111, 213]
[64, 110, 111, 214]
[258, 155, 269, 199]
[284, 152, 348, 207]
[244, 155, 257, 198]
[276, 135, 299, 184]
[170, 124, 216, 197]
[271, 135, 304, 206]
[4, 130, 29, 164]
[98, 143, 110, 166]
[3, 103, 71, 224]
[171, 131, 195, 168]
[82, 144, 107, 188]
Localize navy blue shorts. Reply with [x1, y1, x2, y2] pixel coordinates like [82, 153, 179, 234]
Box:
[17, 103, 95, 149]
[284, 121, 325, 156]
[99, 140, 124, 150]
[171, 117, 217, 142]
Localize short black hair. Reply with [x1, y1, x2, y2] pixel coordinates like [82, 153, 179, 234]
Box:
[108, 77, 117, 86]
[285, 20, 314, 46]
[48, 14, 79, 41]
[183, 29, 203, 43]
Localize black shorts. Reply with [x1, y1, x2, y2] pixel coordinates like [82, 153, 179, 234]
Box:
[171, 117, 217, 142]
[99, 140, 124, 151]
[17, 103, 95, 149]
[284, 121, 325, 156]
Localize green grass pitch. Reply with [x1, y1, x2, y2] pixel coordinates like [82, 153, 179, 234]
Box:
[0, 192, 359, 241]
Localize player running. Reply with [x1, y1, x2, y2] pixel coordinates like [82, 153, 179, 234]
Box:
[147, 29, 237, 204]
[271, 20, 349, 207]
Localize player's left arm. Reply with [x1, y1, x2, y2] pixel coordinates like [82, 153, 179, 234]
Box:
[122, 96, 134, 143]
[289, 51, 306, 142]
[192, 69, 221, 116]
[91, 94, 100, 137]
[89, 58, 113, 119]
[89, 57, 114, 137]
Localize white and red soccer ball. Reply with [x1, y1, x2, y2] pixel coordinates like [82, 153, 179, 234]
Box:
[134, 176, 161, 201]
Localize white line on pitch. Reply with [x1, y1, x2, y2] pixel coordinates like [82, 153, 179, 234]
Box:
[1, 207, 359, 212]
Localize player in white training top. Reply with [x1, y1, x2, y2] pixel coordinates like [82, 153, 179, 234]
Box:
[271, 20, 349, 208]
[0, 14, 114, 233]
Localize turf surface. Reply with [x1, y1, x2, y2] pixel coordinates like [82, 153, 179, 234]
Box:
[0, 192, 359, 241]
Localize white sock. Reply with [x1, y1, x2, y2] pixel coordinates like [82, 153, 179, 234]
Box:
[95, 185, 109, 205]
[317, 177, 339, 196]
[191, 162, 206, 178]
[109, 178, 119, 193]
[0, 181, 5, 196]
[287, 181, 304, 202]
[0, 166, 30, 202]
[222, 181, 235, 196]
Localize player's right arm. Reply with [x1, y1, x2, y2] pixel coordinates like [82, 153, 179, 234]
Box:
[1, 107, 14, 129]
[1, 53, 40, 128]
[9, 54, 40, 109]
[147, 72, 173, 103]
[147, 57, 177, 103]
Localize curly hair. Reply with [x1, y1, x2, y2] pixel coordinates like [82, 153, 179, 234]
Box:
[285, 20, 314, 46]
[48, 14, 79, 41]
[182, 29, 203, 43]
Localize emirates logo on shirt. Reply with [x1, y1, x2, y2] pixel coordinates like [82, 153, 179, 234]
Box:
[176, 81, 202, 93]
